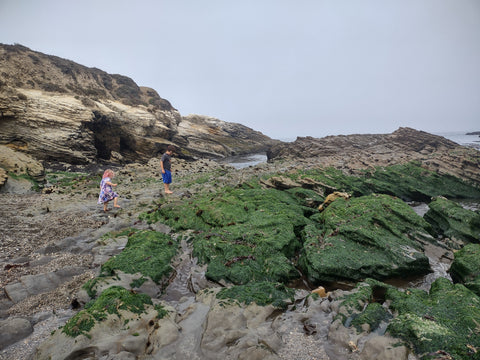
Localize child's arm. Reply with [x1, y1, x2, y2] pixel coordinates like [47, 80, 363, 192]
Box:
[106, 181, 117, 186]
[160, 160, 165, 173]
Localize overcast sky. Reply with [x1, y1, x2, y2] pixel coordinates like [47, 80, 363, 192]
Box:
[1, 0, 479, 139]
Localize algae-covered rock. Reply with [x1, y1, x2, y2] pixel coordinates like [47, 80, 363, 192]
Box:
[350, 302, 391, 333]
[386, 277, 480, 359]
[449, 243, 480, 296]
[290, 162, 480, 201]
[424, 197, 480, 243]
[299, 194, 432, 283]
[145, 186, 313, 285]
[99, 230, 178, 285]
[33, 286, 174, 360]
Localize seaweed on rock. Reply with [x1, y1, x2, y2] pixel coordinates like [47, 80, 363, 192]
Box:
[100, 230, 178, 285]
[386, 278, 480, 359]
[299, 194, 433, 283]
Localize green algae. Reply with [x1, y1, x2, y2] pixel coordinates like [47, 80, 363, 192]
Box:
[62, 286, 167, 338]
[350, 302, 391, 332]
[82, 277, 102, 298]
[143, 185, 312, 285]
[216, 281, 295, 309]
[7, 172, 41, 191]
[449, 243, 480, 296]
[336, 279, 393, 324]
[337, 278, 480, 358]
[299, 194, 432, 283]
[288, 162, 480, 201]
[386, 278, 480, 359]
[100, 230, 177, 284]
[424, 197, 480, 243]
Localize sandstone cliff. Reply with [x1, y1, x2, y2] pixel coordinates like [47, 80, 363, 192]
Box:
[0, 44, 276, 178]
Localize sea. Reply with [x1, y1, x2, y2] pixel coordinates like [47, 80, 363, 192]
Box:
[435, 130, 480, 150]
[223, 130, 480, 169]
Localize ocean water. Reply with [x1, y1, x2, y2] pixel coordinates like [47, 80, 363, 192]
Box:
[433, 131, 480, 149]
[221, 153, 268, 169]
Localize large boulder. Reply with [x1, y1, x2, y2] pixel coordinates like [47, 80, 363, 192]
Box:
[299, 194, 433, 283]
[336, 278, 480, 359]
[145, 186, 312, 285]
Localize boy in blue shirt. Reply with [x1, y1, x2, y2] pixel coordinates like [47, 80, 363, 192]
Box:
[161, 145, 175, 194]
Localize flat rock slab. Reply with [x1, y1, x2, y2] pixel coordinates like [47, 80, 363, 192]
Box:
[5, 266, 87, 303]
[0, 317, 33, 350]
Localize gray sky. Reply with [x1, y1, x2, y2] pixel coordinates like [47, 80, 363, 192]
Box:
[1, 0, 479, 139]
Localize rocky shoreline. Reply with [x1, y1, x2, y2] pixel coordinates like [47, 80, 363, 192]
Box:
[1, 136, 480, 359]
[0, 158, 336, 360]
[2, 44, 480, 360]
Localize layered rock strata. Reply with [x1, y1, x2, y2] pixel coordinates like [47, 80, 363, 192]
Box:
[0, 44, 276, 178]
[268, 127, 480, 184]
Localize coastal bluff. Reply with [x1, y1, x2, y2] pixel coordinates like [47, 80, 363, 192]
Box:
[0, 43, 277, 178]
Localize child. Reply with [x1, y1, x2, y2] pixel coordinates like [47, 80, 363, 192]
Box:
[98, 169, 120, 212]
[160, 145, 175, 194]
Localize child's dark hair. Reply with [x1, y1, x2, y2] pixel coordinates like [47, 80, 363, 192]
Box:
[167, 145, 176, 152]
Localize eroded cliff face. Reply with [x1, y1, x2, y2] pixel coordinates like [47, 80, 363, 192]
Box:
[0, 44, 276, 177]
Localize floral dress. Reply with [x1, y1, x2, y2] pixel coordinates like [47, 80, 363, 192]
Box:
[98, 177, 118, 204]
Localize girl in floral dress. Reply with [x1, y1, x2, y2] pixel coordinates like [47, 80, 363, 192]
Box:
[98, 169, 120, 212]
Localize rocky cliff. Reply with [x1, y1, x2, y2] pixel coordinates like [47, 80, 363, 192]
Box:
[268, 127, 480, 184]
[0, 44, 277, 178]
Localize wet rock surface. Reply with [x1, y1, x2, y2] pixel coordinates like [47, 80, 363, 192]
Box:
[1, 136, 480, 359]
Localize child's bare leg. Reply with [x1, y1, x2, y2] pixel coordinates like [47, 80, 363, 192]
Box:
[114, 197, 120, 208]
[103, 202, 108, 212]
[164, 183, 173, 194]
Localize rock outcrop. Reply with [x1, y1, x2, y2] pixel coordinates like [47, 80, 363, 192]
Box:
[0, 44, 277, 176]
[267, 127, 480, 184]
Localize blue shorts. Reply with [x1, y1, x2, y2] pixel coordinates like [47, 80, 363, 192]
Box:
[162, 170, 172, 184]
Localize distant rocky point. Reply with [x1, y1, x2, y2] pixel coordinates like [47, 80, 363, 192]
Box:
[466, 131, 480, 136]
[0, 43, 277, 180]
[267, 127, 480, 184]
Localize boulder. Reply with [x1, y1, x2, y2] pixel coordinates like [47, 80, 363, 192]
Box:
[33, 287, 177, 360]
[424, 197, 480, 243]
[300, 194, 433, 283]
